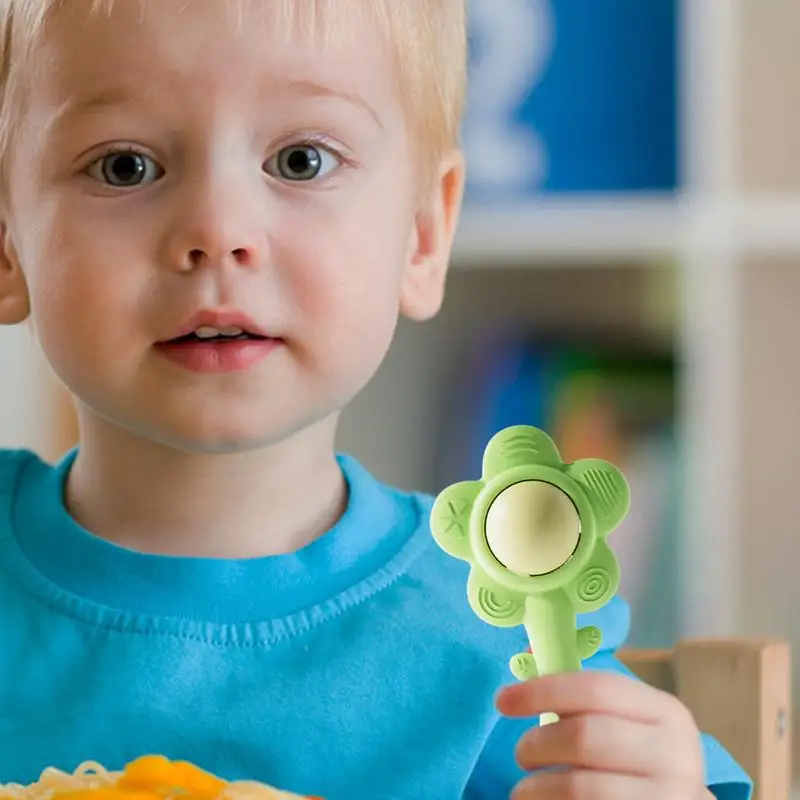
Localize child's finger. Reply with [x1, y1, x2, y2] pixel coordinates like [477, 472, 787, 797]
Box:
[496, 670, 680, 723]
[511, 769, 650, 800]
[515, 713, 659, 776]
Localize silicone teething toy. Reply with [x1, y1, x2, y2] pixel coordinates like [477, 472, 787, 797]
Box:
[430, 425, 630, 724]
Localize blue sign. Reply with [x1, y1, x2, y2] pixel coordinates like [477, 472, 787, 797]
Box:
[462, 0, 678, 200]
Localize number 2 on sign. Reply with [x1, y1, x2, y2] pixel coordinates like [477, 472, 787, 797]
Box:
[464, 0, 554, 193]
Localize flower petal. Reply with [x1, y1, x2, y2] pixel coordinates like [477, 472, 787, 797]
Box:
[467, 568, 526, 627]
[482, 425, 562, 481]
[568, 458, 630, 535]
[566, 541, 620, 613]
[430, 479, 483, 560]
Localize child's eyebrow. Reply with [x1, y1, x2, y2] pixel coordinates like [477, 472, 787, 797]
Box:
[44, 79, 383, 137]
[43, 86, 146, 137]
[281, 78, 383, 128]
[61, 87, 135, 117]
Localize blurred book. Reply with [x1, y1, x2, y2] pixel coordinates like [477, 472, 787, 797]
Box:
[463, 0, 678, 199]
[434, 330, 679, 647]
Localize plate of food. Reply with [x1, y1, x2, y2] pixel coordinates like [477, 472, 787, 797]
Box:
[0, 755, 320, 800]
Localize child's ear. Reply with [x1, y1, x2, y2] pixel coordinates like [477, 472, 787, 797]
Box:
[0, 223, 30, 324]
[400, 150, 465, 322]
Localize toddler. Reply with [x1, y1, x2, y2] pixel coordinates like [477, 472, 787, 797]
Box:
[0, 1, 751, 798]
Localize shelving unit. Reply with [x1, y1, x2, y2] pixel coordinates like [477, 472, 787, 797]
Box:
[342, 0, 800, 699]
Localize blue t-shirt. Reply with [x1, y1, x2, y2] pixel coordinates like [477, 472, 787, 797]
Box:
[0, 450, 750, 799]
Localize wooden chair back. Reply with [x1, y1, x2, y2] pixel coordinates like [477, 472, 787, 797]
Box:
[621, 638, 791, 800]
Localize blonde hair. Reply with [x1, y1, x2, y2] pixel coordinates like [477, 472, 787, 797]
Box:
[0, 0, 467, 192]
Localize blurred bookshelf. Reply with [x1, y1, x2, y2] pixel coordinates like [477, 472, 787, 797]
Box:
[14, 0, 800, 756]
[338, 0, 800, 700]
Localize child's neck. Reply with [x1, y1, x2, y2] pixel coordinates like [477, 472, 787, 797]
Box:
[63, 415, 348, 559]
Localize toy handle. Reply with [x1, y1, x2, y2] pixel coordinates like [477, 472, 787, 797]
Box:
[523, 594, 582, 676]
[523, 594, 584, 726]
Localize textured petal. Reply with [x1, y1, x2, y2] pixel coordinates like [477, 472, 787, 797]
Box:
[467, 569, 526, 628]
[567, 541, 620, 613]
[430, 480, 483, 560]
[482, 425, 562, 481]
[568, 458, 630, 535]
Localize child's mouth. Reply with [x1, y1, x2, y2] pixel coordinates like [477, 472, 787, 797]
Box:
[156, 326, 281, 373]
[170, 326, 268, 344]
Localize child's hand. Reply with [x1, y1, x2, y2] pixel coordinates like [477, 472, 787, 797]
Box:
[497, 670, 711, 799]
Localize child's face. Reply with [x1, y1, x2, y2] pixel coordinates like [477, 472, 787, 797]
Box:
[0, 1, 462, 452]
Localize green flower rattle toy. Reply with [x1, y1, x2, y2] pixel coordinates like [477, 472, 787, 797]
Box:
[430, 425, 630, 725]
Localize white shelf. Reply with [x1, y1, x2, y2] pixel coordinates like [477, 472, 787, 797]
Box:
[453, 194, 685, 265]
[733, 197, 800, 255]
[453, 195, 800, 267]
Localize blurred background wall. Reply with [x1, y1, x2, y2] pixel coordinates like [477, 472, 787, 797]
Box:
[3, 0, 800, 780]
[0, 327, 50, 453]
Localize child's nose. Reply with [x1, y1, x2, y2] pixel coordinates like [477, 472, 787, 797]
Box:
[167, 227, 263, 273]
[161, 175, 268, 273]
[180, 244, 256, 272]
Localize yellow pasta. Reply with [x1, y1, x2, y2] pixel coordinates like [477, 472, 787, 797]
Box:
[0, 756, 321, 800]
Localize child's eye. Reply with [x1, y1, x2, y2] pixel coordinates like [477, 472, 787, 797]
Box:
[264, 144, 340, 182]
[86, 150, 164, 188]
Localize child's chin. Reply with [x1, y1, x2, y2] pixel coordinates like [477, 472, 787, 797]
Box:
[155, 428, 289, 455]
[114, 395, 338, 455]
[142, 416, 315, 456]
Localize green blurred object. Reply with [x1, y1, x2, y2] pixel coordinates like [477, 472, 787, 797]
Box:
[431, 425, 630, 724]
